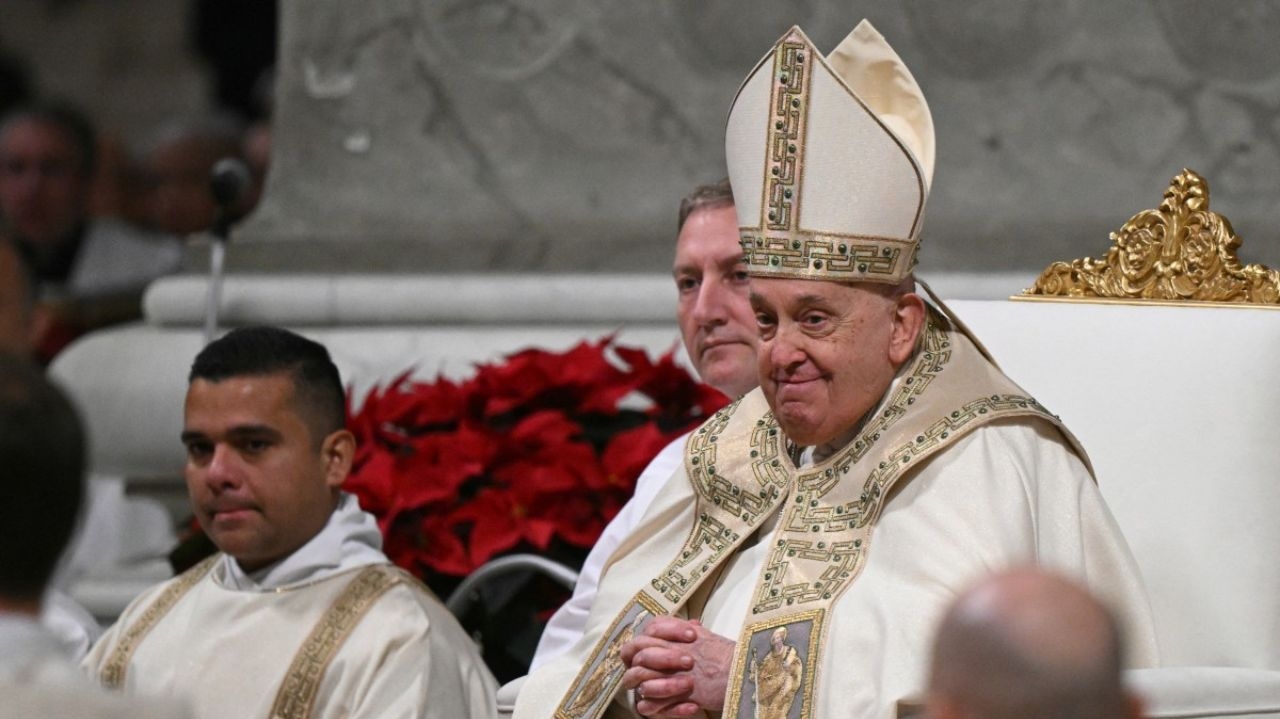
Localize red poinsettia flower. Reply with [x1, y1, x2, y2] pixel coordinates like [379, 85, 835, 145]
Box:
[601, 423, 677, 491]
[413, 512, 472, 577]
[613, 344, 730, 419]
[452, 487, 559, 567]
[343, 336, 724, 591]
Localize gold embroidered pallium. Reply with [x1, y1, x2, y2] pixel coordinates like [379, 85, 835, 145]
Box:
[1025, 169, 1280, 304]
[557, 306, 1072, 719]
[724, 310, 1063, 719]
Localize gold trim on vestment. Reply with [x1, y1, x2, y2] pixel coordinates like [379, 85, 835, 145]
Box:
[269, 564, 403, 719]
[99, 555, 218, 690]
[555, 592, 665, 719]
[725, 610, 824, 719]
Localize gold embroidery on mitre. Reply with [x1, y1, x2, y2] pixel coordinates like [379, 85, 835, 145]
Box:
[99, 555, 218, 690]
[742, 232, 914, 283]
[1025, 169, 1280, 304]
[760, 31, 811, 235]
[269, 565, 402, 719]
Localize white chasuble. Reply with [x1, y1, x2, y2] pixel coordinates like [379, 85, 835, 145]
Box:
[84, 561, 495, 719]
[84, 495, 496, 719]
[513, 309, 1158, 719]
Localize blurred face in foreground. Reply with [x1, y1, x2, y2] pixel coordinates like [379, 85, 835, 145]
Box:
[674, 203, 759, 398]
[750, 277, 924, 447]
[181, 372, 353, 572]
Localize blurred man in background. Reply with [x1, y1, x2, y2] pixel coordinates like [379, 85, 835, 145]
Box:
[0, 102, 182, 359]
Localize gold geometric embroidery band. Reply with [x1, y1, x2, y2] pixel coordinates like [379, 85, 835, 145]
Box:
[269, 564, 402, 719]
[742, 231, 913, 282]
[761, 32, 812, 234]
[555, 592, 665, 719]
[99, 554, 218, 689]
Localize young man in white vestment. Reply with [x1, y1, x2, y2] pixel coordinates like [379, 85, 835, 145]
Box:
[530, 179, 761, 671]
[83, 327, 497, 719]
[0, 353, 189, 719]
[512, 20, 1157, 719]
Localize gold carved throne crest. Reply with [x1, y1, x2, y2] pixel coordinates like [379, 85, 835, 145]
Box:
[1023, 169, 1280, 305]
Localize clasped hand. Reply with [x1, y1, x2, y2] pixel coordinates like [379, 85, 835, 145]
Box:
[619, 616, 736, 718]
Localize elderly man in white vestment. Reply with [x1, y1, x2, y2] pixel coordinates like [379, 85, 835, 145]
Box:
[512, 20, 1157, 719]
[83, 327, 497, 719]
[531, 178, 760, 670]
[0, 353, 188, 719]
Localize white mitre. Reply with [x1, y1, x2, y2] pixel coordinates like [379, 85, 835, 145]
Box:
[726, 20, 936, 285]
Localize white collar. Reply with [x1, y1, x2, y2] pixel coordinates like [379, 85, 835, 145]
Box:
[217, 492, 387, 591]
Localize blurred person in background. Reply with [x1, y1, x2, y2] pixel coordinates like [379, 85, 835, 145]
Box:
[926, 567, 1143, 719]
[0, 102, 182, 360]
[139, 116, 249, 236]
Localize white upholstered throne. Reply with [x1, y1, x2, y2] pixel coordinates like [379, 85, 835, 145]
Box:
[951, 170, 1280, 718]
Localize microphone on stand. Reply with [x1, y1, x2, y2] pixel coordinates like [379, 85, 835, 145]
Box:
[203, 158, 252, 345]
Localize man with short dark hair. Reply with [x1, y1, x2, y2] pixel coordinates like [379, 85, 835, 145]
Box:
[529, 177, 759, 670]
[84, 327, 497, 719]
[926, 568, 1143, 719]
[0, 353, 187, 718]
